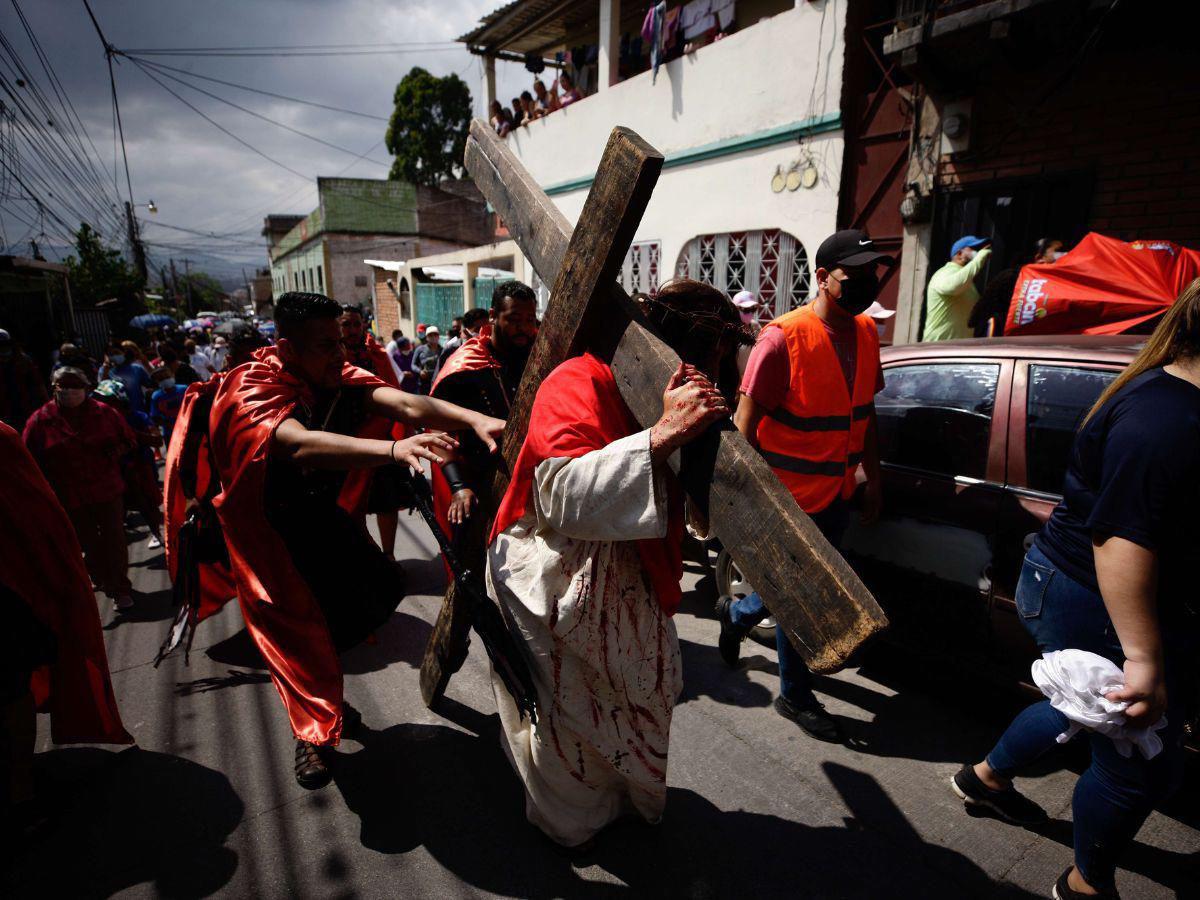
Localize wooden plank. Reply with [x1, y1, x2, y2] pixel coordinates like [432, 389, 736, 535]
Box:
[419, 121, 664, 707]
[607, 311, 886, 672]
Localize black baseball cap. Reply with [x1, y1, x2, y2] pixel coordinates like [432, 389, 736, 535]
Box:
[815, 229, 894, 271]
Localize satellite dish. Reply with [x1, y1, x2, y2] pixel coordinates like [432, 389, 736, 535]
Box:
[802, 165, 819, 189]
[771, 165, 785, 193]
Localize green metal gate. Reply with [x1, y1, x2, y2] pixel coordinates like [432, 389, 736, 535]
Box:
[414, 282, 462, 332]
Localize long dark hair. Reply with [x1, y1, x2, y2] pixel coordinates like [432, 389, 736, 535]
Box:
[1083, 277, 1200, 425]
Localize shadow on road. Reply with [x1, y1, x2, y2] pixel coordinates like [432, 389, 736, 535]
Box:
[325, 712, 1039, 898]
[7, 746, 243, 898]
[102, 586, 176, 628]
[203, 610, 432, 677]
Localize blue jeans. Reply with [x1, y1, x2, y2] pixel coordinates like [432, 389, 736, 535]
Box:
[729, 500, 848, 710]
[985, 544, 1194, 891]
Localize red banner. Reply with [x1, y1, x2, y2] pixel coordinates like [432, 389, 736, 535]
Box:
[1006, 232, 1200, 335]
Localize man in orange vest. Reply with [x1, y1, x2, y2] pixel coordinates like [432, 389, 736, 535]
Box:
[718, 229, 891, 743]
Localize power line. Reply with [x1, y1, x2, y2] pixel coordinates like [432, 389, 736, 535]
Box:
[130, 58, 311, 181]
[120, 55, 389, 122]
[82, 0, 135, 208]
[117, 43, 463, 59]
[125, 56, 391, 168]
[123, 40, 460, 53]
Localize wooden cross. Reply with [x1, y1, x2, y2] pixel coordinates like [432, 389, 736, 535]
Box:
[419, 121, 888, 708]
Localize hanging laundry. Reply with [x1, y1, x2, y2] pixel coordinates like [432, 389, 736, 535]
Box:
[679, 0, 713, 41]
[642, 1, 666, 84]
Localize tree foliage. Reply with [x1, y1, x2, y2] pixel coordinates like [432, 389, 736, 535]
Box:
[385, 67, 472, 187]
[65, 223, 142, 305]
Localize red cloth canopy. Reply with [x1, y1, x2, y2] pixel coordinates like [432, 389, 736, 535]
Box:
[1006, 232, 1200, 336]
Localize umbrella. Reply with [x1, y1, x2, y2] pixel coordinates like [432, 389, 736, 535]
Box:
[257, 321, 276, 336]
[130, 313, 176, 329]
[182, 318, 214, 330]
[213, 318, 258, 341]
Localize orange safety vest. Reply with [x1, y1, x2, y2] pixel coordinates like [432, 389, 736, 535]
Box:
[755, 305, 880, 514]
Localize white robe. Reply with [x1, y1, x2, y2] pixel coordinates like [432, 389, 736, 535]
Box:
[486, 428, 683, 847]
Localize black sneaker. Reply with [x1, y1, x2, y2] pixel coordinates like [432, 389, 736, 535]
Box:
[294, 740, 332, 790]
[1052, 866, 1118, 899]
[951, 764, 1048, 827]
[774, 695, 845, 743]
[716, 595, 744, 668]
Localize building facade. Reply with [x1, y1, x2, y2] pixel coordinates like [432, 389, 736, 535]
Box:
[879, 0, 1200, 342]
[266, 177, 492, 310]
[462, 0, 846, 326]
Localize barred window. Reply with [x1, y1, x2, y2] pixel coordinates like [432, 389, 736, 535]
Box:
[675, 229, 812, 323]
[618, 240, 662, 295]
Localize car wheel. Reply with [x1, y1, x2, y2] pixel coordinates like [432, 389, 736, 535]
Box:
[714, 549, 776, 639]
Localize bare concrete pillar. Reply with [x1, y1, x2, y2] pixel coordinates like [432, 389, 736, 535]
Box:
[480, 55, 497, 115]
[463, 260, 480, 312]
[598, 0, 621, 89]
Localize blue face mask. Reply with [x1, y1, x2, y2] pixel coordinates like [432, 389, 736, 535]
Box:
[110, 354, 126, 366]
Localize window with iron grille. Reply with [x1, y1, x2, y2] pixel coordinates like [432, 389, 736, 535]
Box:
[618, 241, 662, 295]
[675, 229, 811, 322]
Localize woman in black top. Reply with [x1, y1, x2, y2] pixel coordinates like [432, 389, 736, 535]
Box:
[952, 279, 1200, 898]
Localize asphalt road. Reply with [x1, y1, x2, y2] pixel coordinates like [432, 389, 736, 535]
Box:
[9, 509, 1198, 899]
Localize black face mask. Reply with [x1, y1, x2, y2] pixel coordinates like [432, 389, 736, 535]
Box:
[833, 270, 880, 315]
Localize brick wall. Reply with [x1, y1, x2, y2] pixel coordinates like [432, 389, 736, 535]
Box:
[372, 268, 402, 340]
[324, 234, 419, 306]
[416, 183, 492, 246]
[937, 41, 1200, 246]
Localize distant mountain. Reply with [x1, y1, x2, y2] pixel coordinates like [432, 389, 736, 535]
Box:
[6, 242, 264, 293]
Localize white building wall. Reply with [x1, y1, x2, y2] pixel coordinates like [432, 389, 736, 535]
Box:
[503, 1, 846, 295]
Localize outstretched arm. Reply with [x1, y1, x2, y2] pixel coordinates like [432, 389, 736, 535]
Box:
[271, 417, 457, 471]
[365, 384, 505, 452]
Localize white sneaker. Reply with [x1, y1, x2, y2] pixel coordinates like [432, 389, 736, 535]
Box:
[112, 595, 134, 612]
[147, 535, 163, 549]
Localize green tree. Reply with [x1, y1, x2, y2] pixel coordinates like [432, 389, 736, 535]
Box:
[64, 223, 142, 305]
[385, 67, 472, 187]
[180, 271, 228, 315]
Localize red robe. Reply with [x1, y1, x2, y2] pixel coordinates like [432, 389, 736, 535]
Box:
[208, 349, 390, 746]
[490, 353, 685, 615]
[0, 422, 132, 744]
[429, 327, 505, 542]
[164, 377, 238, 623]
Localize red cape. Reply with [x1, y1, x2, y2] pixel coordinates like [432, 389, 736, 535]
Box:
[429, 328, 503, 542]
[489, 353, 684, 615]
[0, 423, 132, 744]
[209, 349, 390, 745]
[1007, 232, 1200, 335]
[164, 377, 238, 622]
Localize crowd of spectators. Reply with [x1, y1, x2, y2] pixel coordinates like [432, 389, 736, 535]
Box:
[490, 73, 585, 138]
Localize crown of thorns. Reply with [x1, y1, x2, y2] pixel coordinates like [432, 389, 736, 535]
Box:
[638, 287, 755, 348]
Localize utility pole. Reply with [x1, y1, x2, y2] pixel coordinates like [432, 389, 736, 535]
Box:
[182, 258, 194, 316]
[241, 266, 253, 315]
[124, 201, 148, 286]
[169, 258, 180, 315]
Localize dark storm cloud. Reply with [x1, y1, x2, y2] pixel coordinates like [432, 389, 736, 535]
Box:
[0, 0, 532, 264]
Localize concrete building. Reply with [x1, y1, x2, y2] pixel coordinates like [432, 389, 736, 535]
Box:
[461, 0, 848, 327]
[265, 177, 491, 311]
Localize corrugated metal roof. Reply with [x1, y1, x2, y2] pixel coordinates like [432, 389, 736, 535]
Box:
[457, 0, 602, 56]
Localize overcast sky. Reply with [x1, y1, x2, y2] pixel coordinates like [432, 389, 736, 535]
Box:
[0, 0, 531, 270]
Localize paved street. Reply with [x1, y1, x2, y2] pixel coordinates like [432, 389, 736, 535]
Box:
[9, 509, 1198, 899]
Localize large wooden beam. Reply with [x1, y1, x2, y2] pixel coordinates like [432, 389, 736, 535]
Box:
[419, 122, 664, 706]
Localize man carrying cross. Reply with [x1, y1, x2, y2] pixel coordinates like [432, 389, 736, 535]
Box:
[486, 281, 745, 847]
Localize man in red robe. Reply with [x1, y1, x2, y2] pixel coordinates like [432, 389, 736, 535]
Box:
[430, 281, 538, 541]
[207, 291, 504, 788]
[1, 422, 132, 831]
[339, 304, 408, 558]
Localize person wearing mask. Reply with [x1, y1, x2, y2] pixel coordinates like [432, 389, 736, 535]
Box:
[954, 278, 1200, 900]
[731, 290, 762, 378]
[717, 229, 891, 743]
[384, 329, 404, 356]
[970, 238, 1065, 338]
[411, 326, 442, 394]
[94, 379, 165, 549]
[150, 365, 187, 447]
[99, 342, 153, 417]
[22, 367, 136, 612]
[209, 335, 230, 372]
[184, 338, 214, 381]
[864, 300, 897, 342]
[0, 328, 48, 431]
[120, 340, 153, 373]
[922, 235, 992, 342]
[389, 336, 417, 392]
[53, 342, 98, 385]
